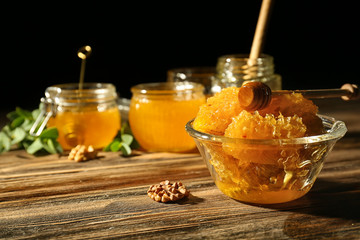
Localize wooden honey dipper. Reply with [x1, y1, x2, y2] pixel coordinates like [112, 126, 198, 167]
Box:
[238, 81, 360, 111]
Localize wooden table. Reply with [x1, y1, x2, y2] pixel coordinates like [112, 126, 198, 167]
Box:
[0, 99, 359, 239]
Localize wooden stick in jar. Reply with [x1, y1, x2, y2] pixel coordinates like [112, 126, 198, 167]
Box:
[77, 45, 92, 90]
[248, 0, 273, 65]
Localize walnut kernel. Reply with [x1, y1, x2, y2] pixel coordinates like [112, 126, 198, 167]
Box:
[147, 180, 190, 203]
[68, 145, 97, 162]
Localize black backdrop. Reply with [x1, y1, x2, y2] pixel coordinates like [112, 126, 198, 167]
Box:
[2, 1, 359, 112]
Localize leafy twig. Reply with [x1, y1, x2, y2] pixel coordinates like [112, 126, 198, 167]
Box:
[103, 122, 139, 156]
[0, 106, 63, 155]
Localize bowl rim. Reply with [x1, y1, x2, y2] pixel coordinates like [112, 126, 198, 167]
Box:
[185, 114, 347, 145]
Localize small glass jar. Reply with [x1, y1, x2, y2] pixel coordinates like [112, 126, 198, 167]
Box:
[212, 54, 282, 93]
[129, 82, 206, 152]
[167, 67, 216, 96]
[32, 83, 121, 150]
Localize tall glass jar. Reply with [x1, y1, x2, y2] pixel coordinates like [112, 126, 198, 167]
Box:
[129, 82, 206, 152]
[212, 54, 282, 93]
[32, 83, 121, 150]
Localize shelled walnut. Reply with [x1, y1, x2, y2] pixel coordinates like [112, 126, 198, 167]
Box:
[68, 145, 97, 162]
[147, 180, 190, 203]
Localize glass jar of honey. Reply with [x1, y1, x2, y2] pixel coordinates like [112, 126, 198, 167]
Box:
[33, 83, 121, 150]
[129, 82, 206, 152]
[212, 54, 282, 93]
[167, 67, 216, 96]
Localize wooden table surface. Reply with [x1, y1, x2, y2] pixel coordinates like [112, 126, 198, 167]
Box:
[0, 99, 359, 239]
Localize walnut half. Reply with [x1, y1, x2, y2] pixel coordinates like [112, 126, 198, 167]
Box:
[147, 180, 190, 203]
[68, 145, 98, 162]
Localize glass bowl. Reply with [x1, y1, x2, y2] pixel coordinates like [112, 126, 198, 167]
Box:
[186, 115, 347, 204]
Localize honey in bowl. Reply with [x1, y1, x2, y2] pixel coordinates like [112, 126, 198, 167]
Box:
[44, 83, 121, 150]
[129, 82, 206, 152]
[186, 85, 347, 204]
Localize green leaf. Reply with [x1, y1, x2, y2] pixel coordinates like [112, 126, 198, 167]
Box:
[42, 138, 57, 154]
[11, 128, 26, 144]
[1, 125, 12, 136]
[10, 116, 25, 129]
[26, 138, 43, 155]
[6, 111, 19, 121]
[21, 119, 34, 132]
[110, 139, 122, 152]
[0, 132, 11, 153]
[121, 123, 140, 149]
[120, 143, 132, 156]
[32, 108, 41, 120]
[121, 134, 133, 146]
[15, 107, 33, 119]
[39, 127, 59, 139]
[53, 141, 63, 153]
[24, 133, 36, 142]
[103, 124, 138, 155]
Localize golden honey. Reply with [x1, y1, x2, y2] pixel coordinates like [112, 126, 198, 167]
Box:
[129, 82, 206, 152]
[187, 85, 332, 204]
[47, 107, 120, 150]
[42, 83, 120, 150]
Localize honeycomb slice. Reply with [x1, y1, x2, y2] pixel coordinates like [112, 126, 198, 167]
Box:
[224, 111, 306, 139]
[193, 87, 244, 135]
[258, 93, 323, 136]
[222, 111, 306, 165]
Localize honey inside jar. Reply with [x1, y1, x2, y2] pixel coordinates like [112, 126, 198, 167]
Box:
[44, 83, 120, 150]
[129, 82, 206, 152]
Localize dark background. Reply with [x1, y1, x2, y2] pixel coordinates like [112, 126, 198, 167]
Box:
[2, 1, 359, 115]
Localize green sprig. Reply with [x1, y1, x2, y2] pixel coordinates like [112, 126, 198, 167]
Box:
[0, 106, 63, 155]
[103, 122, 139, 156]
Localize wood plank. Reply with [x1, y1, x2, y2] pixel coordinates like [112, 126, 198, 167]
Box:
[0, 144, 359, 239]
